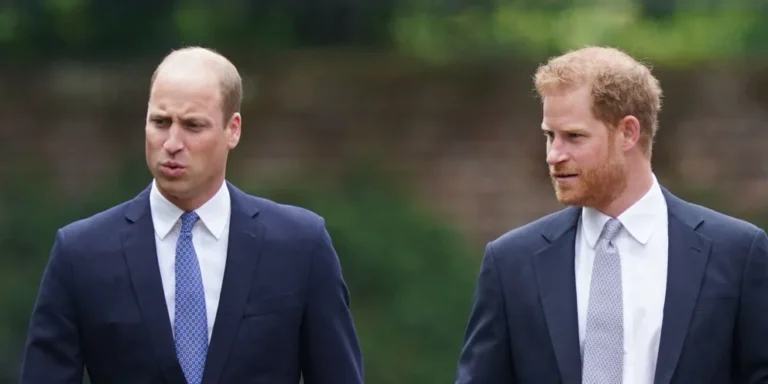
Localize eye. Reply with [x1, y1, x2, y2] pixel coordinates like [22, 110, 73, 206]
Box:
[567, 133, 583, 139]
[186, 121, 205, 130]
[151, 117, 171, 127]
[543, 131, 554, 139]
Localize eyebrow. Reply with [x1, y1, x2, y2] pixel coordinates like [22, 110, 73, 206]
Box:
[541, 124, 588, 134]
[147, 112, 211, 123]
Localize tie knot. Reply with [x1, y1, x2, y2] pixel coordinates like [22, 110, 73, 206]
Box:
[180, 211, 199, 235]
[600, 218, 623, 243]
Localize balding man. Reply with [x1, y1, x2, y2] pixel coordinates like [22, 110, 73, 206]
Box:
[19, 46, 364, 384]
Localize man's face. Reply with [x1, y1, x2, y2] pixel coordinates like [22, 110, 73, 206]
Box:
[145, 67, 240, 207]
[541, 85, 627, 209]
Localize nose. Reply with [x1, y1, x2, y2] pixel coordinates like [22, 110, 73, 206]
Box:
[546, 140, 568, 166]
[163, 125, 184, 154]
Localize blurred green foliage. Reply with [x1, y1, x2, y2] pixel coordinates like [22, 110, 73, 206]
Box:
[2, 0, 768, 65]
[0, 159, 478, 383]
[0, 0, 397, 59]
[392, 0, 768, 66]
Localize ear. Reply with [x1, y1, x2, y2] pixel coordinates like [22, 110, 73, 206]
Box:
[618, 115, 641, 152]
[226, 113, 242, 149]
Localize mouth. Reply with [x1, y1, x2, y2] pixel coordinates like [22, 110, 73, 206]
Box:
[552, 173, 578, 181]
[159, 162, 187, 178]
[161, 162, 185, 170]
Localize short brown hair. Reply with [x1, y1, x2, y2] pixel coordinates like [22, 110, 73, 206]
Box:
[150, 46, 243, 124]
[534, 46, 662, 157]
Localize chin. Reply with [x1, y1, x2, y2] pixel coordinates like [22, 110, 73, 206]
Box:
[556, 198, 585, 207]
[156, 179, 192, 197]
[554, 190, 589, 207]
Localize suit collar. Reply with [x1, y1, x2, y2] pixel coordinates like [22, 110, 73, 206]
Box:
[225, 181, 260, 219]
[662, 186, 704, 230]
[540, 206, 581, 244]
[124, 184, 151, 223]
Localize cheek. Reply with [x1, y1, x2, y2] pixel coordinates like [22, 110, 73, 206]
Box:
[145, 129, 165, 148]
[145, 138, 161, 150]
[188, 136, 228, 162]
[145, 139, 159, 155]
[576, 142, 610, 165]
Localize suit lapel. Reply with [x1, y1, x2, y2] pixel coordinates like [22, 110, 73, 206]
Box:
[121, 186, 187, 383]
[533, 207, 583, 384]
[654, 189, 711, 384]
[202, 183, 265, 384]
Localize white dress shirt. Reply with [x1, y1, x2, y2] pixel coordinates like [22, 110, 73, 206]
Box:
[574, 175, 668, 384]
[149, 180, 231, 341]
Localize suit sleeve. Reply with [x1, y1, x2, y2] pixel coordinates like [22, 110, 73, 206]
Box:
[455, 242, 516, 384]
[299, 219, 364, 384]
[735, 228, 768, 383]
[19, 229, 84, 384]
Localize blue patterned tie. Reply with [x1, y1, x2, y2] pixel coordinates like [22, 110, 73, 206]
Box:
[582, 218, 624, 384]
[174, 211, 208, 384]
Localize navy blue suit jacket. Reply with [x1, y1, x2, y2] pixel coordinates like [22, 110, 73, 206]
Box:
[19, 182, 364, 384]
[456, 188, 768, 384]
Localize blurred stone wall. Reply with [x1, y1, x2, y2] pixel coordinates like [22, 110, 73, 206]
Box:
[3, 52, 768, 245]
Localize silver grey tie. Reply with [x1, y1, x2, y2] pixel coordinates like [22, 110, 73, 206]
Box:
[582, 218, 624, 384]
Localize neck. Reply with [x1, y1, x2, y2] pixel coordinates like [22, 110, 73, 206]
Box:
[596, 161, 653, 218]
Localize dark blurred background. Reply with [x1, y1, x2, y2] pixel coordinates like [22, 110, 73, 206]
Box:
[2, 0, 768, 382]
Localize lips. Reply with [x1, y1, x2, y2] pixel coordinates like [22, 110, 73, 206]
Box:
[161, 161, 185, 170]
[160, 161, 186, 178]
[551, 173, 579, 184]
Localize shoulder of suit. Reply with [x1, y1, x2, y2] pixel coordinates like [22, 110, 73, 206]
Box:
[488, 207, 576, 253]
[57, 199, 135, 244]
[674, 198, 763, 240]
[235, 190, 326, 235]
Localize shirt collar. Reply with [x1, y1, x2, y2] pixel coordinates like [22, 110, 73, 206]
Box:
[581, 174, 667, 248]
[149, 180, 231, 240]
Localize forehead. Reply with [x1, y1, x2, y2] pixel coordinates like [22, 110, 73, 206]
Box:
[541, 85, 599, 131]
[148, 65, 223, 113]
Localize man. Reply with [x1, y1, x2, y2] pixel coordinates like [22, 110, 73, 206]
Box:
[455, 46, 768, 383]
[19, 46, 364, 384]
